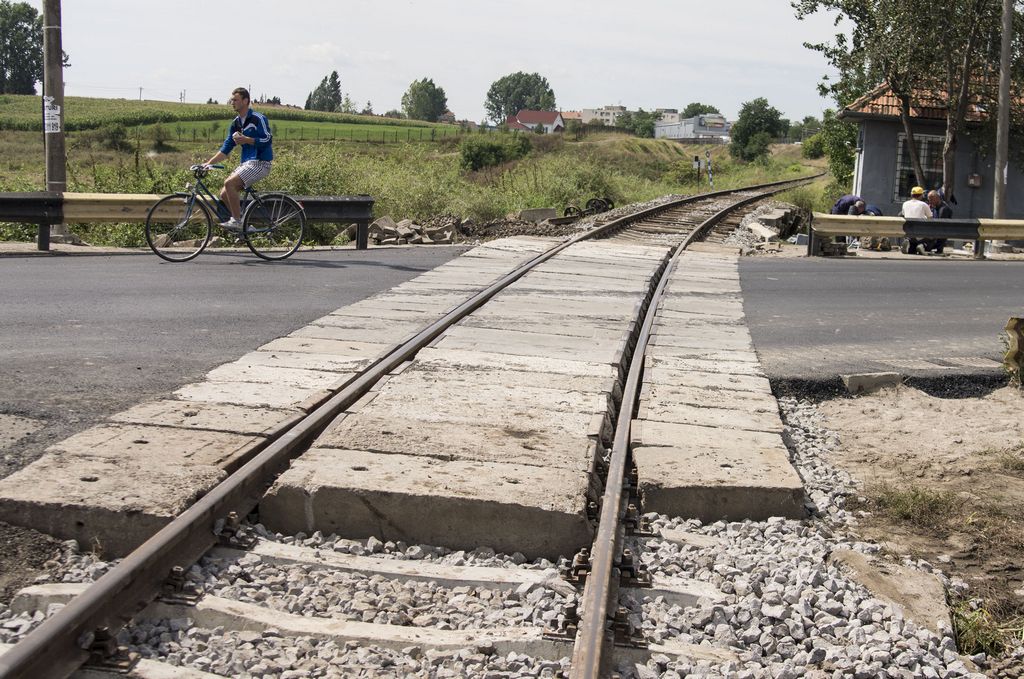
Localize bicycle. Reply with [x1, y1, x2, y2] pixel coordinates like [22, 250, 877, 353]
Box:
[145, 164, 305, 262]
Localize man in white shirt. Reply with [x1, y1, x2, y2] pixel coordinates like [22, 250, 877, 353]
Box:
[899, 186, 931, 254]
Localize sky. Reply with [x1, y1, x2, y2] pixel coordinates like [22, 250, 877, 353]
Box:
[26, 0, 846, 123]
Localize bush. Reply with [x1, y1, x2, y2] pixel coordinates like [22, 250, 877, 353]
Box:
[459, 134, 531, 171]
[802, 133, 825, 159]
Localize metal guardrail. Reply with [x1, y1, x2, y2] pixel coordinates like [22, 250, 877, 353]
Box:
[0, 192, 375, 250]
[809, 213, 1024, 257]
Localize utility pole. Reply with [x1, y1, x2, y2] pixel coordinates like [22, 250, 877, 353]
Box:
[42, 0, 68, 248]
[989, 0, 1014, 257]
[139, 86, 143, 101]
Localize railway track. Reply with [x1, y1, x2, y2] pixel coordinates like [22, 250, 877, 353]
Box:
[0, 175, 892, 679]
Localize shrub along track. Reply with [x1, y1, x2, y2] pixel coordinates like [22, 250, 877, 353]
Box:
[0, 176, 818, 679]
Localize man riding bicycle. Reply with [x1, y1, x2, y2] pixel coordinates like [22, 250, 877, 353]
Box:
[203, 87, 273, 230]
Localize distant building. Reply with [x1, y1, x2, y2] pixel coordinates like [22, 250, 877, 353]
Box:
[656, 108, 680, 124]
[841, 83, 1024, 218]
[654, 113, 731, 140]
[581, 105, 627, 126]
[560, 110, 582, 122]
[505, 110, 564, 133]
[438, 110, 456, 124]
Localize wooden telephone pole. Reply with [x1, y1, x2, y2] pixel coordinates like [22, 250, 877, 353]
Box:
[41, 0, 69, 249]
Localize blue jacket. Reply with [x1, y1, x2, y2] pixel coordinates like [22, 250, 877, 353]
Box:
[220, 109, 273, 162]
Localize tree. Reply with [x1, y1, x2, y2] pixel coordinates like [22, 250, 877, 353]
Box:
[401, 78, 448, 122]
[0, 0, 68, 94]
[257, 95, 282, 105]
[305, 70, 342, 112]
[793, 0, 1014, 201]
[617, 109, 658, 137]
[361, 101, 373, 116]
[729, 97, 786, 161]
[484, 72, 556, 123]
[680, 102, 720, 118]
[383, 109, 405, 119]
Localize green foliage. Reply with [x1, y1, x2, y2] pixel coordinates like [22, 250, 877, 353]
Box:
[80, 123, 131, 152]
[0, 1, 46, 94]
[459, 134, 531, 171]
[729, 98, 785, 161]
[951, 599, 1015, 657]
[802, 132, 825, 159]
[681, 102, 720, 118]
[616, 109, 658, 138]
[819, 109, 857, 186]
[401, 78, 447, 122]
[484, 72, 556, 123]
[0, 221, 36, 240]
[865, 483, 965, 531]
[305, 70, 343, 112]
[0, 94, 450, 132]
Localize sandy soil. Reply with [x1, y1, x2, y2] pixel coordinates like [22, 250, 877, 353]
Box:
[818, 384, 1024, 632]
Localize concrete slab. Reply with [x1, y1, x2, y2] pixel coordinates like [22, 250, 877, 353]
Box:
[290, 324, 421, 344]
[259, 336, 389, 358]
[403, 361, 621, 400]
[415, 347, 620, 380]
[644, 366, 772, 394]
[658, 297, 743, 316]
[640, 382, 778, 412]
[109, 399, 299, 437]
[637, 400, 784, 433]
[631, 420, 804, 522]
[437, 326, 627, 363]
[233, 349, 371, 373]
[646, 345, 759, 363]
[340, 385, 612, 439]
[460, 313, 632, 339]
[261, 448, 592, 559]
[205, 362, 348, 390]
[645, 353, 765, 376]
[653, 312, 745, 327]
[479, 296, 640, 321]
[649, 330, 753, 352]
[318, 415, 603, 471]
[841, 372, 904, 394]
[0, 447, 224, 556]
[506, 271, 654, 291]
[45, 423, 264, 469]
[666, 279, 741, 294]
[175, 380, 332, 411]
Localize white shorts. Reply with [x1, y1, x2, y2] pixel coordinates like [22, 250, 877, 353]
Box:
[230, 160, 272, 189]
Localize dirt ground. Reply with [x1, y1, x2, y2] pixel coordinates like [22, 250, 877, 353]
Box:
[818, 383, 1024, 649]
[0, 522, 62, 603]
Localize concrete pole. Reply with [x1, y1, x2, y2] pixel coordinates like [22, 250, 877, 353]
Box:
[989, 0, 1014, 255]
[42, 0, 70, 242]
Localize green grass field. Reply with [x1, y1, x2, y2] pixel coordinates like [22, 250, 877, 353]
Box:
[151, 119, 464, 145]
[0, 94, 459, 132]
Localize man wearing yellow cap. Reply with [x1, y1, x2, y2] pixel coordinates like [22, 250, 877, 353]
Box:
[899, 186, 931, 254]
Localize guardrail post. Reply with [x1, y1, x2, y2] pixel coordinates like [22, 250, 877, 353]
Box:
[37, 221, 50, 251]
[1006, 317, 1023, 389]
[356, 221, 368, 250]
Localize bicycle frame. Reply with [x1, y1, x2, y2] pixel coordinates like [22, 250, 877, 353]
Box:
[188, 174, 251, 224]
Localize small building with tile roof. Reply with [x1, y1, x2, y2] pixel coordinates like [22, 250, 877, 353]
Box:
[840, 83, 1024, 218]
[505, 110, 564, 133]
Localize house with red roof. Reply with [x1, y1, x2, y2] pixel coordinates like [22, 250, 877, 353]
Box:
[504, 110, 564, 134]
[840, 83, 1023, 218]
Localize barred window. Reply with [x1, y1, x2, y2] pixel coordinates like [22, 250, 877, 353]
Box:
[894, 133, 944, 201]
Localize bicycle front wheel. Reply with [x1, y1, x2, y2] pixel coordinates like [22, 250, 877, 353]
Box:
[242, 193, 305, 261]
[145, 193, 212, 262]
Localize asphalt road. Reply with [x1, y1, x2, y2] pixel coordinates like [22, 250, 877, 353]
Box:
[740, 256, 1024, 381]
[0, 247, 469, 478]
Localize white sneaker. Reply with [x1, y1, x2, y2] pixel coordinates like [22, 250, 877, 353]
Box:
[220, 217, 242, 233]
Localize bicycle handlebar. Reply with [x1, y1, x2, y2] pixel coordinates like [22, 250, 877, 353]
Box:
[189, 163, 225, 178]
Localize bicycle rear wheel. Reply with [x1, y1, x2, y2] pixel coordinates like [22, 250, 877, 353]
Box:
[242, 193, 305, 261]
[145, 193, 212, 262]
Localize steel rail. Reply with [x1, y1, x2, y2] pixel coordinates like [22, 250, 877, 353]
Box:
[569, 182, 805, 678]
[0, 175, 818, 679]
